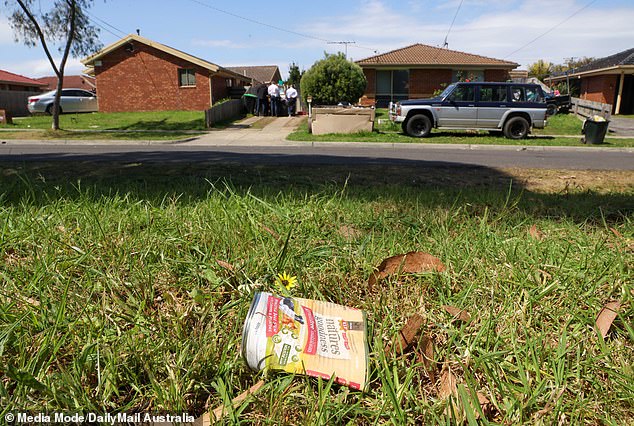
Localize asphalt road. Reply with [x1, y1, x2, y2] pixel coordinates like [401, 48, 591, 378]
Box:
[0, 143, 633, 170]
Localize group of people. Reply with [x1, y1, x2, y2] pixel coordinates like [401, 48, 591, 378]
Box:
[254, 81, 298, 117]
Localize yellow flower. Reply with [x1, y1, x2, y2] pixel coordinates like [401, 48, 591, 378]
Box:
[275, 272, 297, 291]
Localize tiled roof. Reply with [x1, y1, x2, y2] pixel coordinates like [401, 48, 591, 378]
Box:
[36, 75, 96, 90]
[226, 66, 280, 84]
[356, 43, 518, 67]
[0, 69, 47, 87]
[569, 48, 634, 75]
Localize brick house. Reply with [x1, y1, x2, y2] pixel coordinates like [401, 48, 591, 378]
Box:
[36, 75, 96, 92]
[82, 34, 251, 112]
[545, 48, 634, 115]
[0, 69, 48, 116]
[356, 44, 518, 107]
[226, 65, 282, 85]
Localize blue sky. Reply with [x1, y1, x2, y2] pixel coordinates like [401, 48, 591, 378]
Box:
[1, 0, 633, 78]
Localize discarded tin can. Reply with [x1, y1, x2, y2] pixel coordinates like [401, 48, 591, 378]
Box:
[241, 292, 368, 390]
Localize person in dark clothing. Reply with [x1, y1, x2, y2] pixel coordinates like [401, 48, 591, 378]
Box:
[255, 83, 269, 116]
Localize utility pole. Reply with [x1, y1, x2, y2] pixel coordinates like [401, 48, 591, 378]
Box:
[564, 57, 577, 95]
[327, 41, 356, 58]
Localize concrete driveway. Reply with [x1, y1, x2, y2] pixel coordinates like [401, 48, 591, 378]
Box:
[187, 115, 304, 146]
[608, 116, 634, 136]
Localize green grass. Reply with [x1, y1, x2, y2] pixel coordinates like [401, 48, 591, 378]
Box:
[0, 111, 210, 141]
[1, 162, 632, 424]
[288, 109, 634, 147]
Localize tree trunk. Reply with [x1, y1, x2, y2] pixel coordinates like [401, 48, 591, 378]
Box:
[52, 73, 64, 130]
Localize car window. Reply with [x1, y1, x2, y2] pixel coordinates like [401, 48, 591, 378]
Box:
[448, 85, 475, 102]
[511, 86, 526, 102]
[480, 85, 508, 102]
[526, 87, 543, 102]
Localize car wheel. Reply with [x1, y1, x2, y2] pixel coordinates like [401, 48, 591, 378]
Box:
[503, 116, 529, 139]
[405, 114, 432, 138]
[45, 104, 62, 115]
[546, 104, 557, 116]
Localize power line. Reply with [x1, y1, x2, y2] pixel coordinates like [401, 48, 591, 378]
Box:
[184, 0, 378, 54]
[504, 0, 598, 59]
[85, 11, 127, 38]
[442, 0, 464, 48]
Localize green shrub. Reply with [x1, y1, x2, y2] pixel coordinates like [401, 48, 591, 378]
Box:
[300, 52, 366, 105]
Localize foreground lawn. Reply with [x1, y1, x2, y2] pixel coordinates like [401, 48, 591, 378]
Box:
[289, 110, 634, 147]
[1, 163, 632, 424]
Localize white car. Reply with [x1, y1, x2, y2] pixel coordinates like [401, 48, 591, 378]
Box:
[27, 88, 98, 114]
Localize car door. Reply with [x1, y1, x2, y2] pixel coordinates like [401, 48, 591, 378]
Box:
[436, 84, 477, 127]
[60, 89, 81, 112]
[476, 84, 509, 128]
[76, 90, 97, 112]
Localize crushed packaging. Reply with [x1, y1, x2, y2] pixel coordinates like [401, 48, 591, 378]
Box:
[242, 292, 369, 390]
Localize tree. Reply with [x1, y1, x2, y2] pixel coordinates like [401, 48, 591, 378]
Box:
[300, 52, 366, 105]
[5, 0, 101, 130]
[286, 62, 303, 88]
[528, 59, 553, 81]
[551, 56, 596, 74]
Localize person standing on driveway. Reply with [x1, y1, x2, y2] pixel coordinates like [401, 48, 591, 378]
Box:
[268, 81, 280, 117]
[285, 84, 298, 117]
[256, 83, 268, 116]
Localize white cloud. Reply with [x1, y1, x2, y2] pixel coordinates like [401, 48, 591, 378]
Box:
[1, 57, 85, 78]
[300, 0, 634, 68]
[0, 16, 15, 45]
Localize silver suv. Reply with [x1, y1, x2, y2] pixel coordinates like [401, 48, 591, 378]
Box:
[389, 82, 547, 139]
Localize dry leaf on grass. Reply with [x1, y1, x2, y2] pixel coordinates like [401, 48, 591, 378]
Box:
[261, 225, 280, 240]
[417, 335, 436, 382]
[595, 301, 621, 339]
[438, 365, 458, 400]
[529, 224, 544, 240]
[216, 260, 235, 271]
[609, 227, 622, 239]
[442, 305, 471, 323]
[384, 313, 424, 356]
[368, 251, 446, 289]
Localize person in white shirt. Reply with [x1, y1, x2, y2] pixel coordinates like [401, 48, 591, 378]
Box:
[268, 82, 280, 116]
[285, 85, 298, 116]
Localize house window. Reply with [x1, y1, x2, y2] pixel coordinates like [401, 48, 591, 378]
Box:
[178, 69, 196, 87]
[376, 69, 409, 107]
[452, 70, 483, 82]
[226, 78, 233, 87]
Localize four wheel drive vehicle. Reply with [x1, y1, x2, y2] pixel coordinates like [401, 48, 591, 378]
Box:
[389, 82, 548, 139]
[27, 89, 98, 114]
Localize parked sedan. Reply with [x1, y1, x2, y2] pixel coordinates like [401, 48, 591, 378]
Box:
[27, 88, 98, 114]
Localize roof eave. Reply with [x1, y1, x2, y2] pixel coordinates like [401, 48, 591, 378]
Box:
[82, 34, 221, 73]
[545, 65, 634, 82]
[358, 63, 518, 69]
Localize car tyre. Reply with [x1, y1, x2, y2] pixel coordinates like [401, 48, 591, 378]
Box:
[503, 116, 529, 139]
[546, 103, 557, 116]
[405, 114, 432, 138]
[45, 104, 62, 115]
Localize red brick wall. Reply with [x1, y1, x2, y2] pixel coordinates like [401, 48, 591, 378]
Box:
[94, 42, 212, 112]
[484, 69, 510, 82]
[362, 69, 376, 98]
[360, 67, 513, 100]
[409, 69, 452, 98]
[580, 75, 617, 106]
[211, 75, 231, 102]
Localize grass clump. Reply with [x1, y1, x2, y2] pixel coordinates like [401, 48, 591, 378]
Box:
[0, 163, 632, 424]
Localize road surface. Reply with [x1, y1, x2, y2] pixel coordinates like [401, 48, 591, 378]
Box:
[0, 142, 633, 170]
